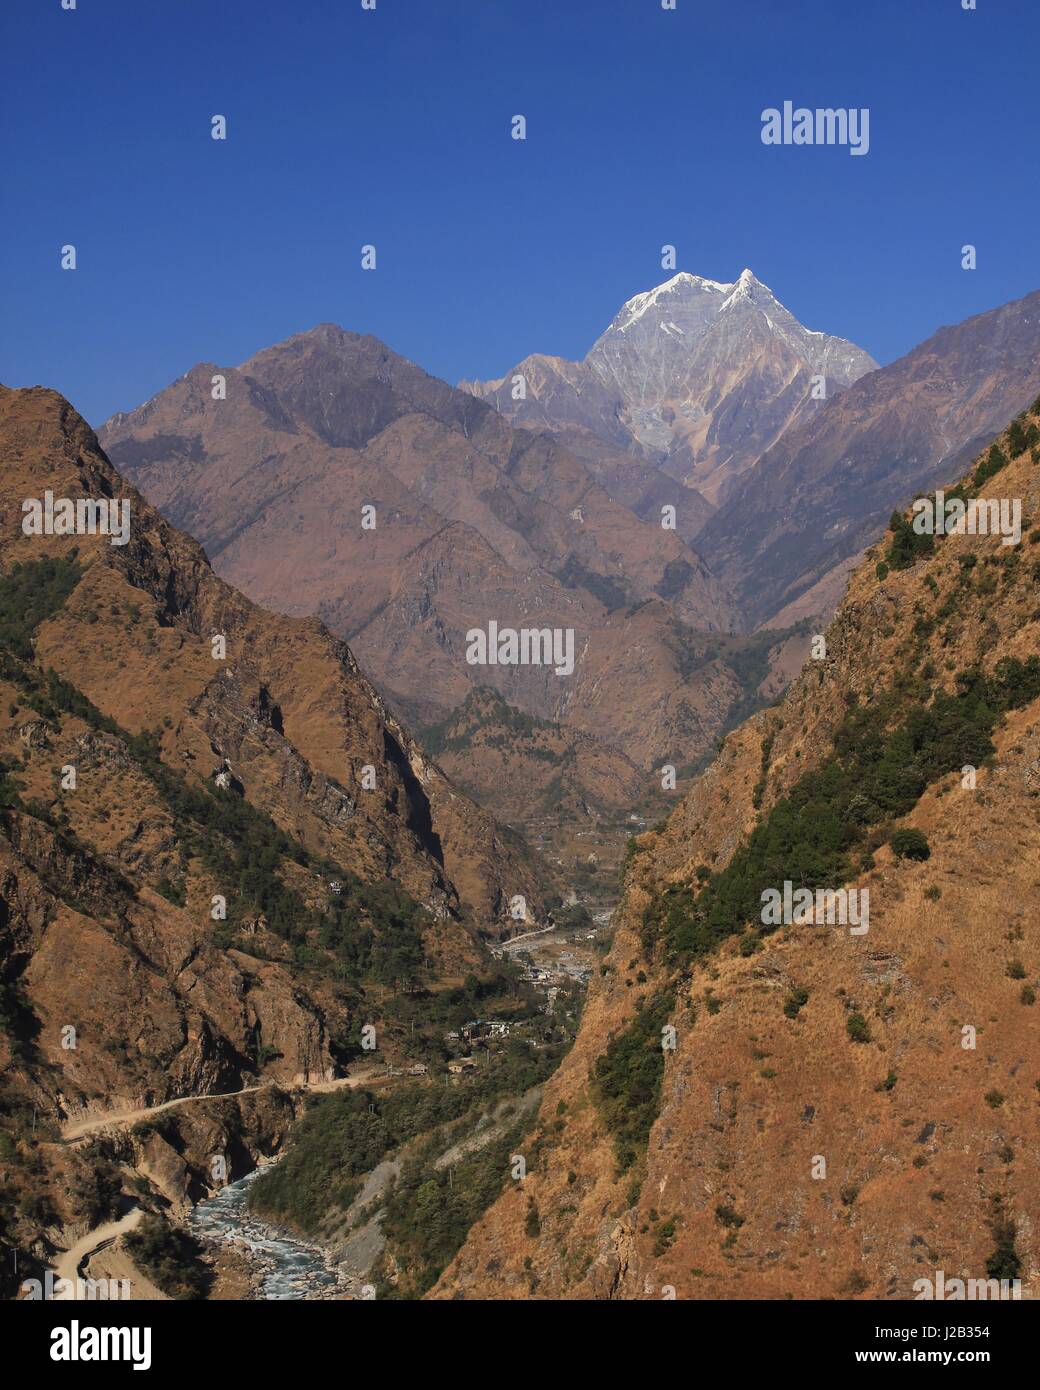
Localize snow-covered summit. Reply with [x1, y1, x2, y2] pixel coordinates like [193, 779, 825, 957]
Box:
[588, 267, 871, 393]
[611, 270, 746, 335]
[461, 268, 878, 508]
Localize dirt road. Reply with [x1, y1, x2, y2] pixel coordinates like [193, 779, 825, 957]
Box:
[53, 1208, 144, 1294]
[61, 1068, 387, 1142]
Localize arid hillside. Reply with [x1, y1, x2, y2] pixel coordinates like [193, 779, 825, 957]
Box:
[435, 400, 1040, 1300]
[421, 686, 643, 826]
[0, 385, 550, 1293]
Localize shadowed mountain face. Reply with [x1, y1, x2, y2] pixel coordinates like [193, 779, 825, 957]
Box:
[100, 328, 796, 834]
[698, 289, 1040, 628]
[461, 269, 878, 512]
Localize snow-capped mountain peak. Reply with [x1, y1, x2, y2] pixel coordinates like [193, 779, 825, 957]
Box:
[608, 267, 788, 337]
[461, 268, 879, 507]
[610, 271, 731, 335]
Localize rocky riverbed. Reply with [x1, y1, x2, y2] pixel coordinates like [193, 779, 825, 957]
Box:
[189, 1165, 352, 1301]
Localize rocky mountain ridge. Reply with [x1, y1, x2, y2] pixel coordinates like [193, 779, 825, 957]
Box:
[97, 326, 795, 839]
[680, 287, 1040, 628]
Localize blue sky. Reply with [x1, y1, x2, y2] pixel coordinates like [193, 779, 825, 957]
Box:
[1, 0, 1037, 427]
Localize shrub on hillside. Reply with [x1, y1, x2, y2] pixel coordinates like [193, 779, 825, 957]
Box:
[974, 443, 1009, 488]
[591, 989, 675, 1172]
[986, 1200, 1021, 1282]
[890, 828, 931, 861]
[846, 1013, 871, 1044]
[124, 1214, 209, 1299]
[886, 511, 934, 570]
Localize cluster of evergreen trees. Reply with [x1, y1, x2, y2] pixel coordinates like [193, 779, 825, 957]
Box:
[123, 1215, 210, 1299]
[644, 658, 1040, 963]
[0, 554, 82, 659]
[591, 988, 675, 1172]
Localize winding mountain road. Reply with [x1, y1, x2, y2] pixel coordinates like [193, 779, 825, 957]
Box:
[52, 1208, 144, 1294]
[60, 1068, 387, 1142]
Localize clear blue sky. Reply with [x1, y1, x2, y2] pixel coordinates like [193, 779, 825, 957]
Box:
[1, 0, 1037, 427]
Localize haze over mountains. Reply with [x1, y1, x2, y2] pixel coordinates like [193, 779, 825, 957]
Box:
[5, 0, 1039, 1318]
[5, 274, 1040, 1305]
[99, 325, 785, 836]
[98, 277, 1040, 846]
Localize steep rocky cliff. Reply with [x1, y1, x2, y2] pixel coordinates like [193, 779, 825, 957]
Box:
[435, 400, 1040, 1300]
[0, 384, 546, 1289]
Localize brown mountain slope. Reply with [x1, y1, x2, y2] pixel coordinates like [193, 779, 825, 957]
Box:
[702, 288, 1040, 628]
[100, 326, 737, 638]
[0, 383, 559, 1286]
[433, 400, 1040, 1300]
[95, 327, 802, 842]
[421, 686, 643, 825]
[1, 385, 543, 933]
[0, 378, 564, 1289]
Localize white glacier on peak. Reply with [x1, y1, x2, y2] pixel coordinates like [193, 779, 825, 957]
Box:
[461, 267, 879, 509]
